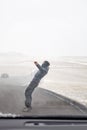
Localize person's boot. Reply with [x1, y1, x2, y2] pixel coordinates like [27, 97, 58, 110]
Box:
[23, 106, 32, 112]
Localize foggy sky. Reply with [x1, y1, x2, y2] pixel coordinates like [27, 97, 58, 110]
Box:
[0, 0, 87, 59]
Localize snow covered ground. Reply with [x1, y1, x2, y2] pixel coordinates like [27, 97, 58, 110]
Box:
[40, 57, 87, 106]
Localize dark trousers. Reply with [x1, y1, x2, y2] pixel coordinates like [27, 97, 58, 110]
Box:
[25, 80, 39, 108]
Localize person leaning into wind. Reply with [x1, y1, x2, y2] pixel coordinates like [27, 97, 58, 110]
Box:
[24, 60, 50, 111]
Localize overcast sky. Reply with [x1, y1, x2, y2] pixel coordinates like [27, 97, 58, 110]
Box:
[0, 0, 87, 59]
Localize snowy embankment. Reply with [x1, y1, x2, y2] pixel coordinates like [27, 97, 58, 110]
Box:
[40, 58, 87, 107]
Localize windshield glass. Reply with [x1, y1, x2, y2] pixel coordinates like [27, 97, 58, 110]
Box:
[0, 0, 87, 117]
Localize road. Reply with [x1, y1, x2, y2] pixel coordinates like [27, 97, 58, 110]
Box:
[0, 83, 86, 116]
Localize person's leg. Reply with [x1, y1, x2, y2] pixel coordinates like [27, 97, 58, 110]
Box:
[25, 87, 32, 108]
[25, 95, 32, 108]
[23, 95, 32, 112]
[25, 80, 39, 108]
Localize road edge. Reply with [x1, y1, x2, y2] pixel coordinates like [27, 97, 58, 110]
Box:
[40, 87, 87, 114]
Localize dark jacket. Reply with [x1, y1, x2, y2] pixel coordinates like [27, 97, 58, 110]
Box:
[32, 63, 49, 83]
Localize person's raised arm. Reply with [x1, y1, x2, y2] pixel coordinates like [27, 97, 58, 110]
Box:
[34, 61, 43, 71]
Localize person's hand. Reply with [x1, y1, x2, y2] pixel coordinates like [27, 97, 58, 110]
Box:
[34, 61, 38, 65]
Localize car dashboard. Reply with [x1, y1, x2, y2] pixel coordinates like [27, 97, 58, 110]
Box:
[0, 116, 87, 130]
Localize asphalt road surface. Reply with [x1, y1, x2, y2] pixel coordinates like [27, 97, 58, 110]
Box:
[0, 83, 87, 116]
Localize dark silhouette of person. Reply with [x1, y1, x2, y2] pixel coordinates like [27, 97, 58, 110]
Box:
[24, 61, 50, 111]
